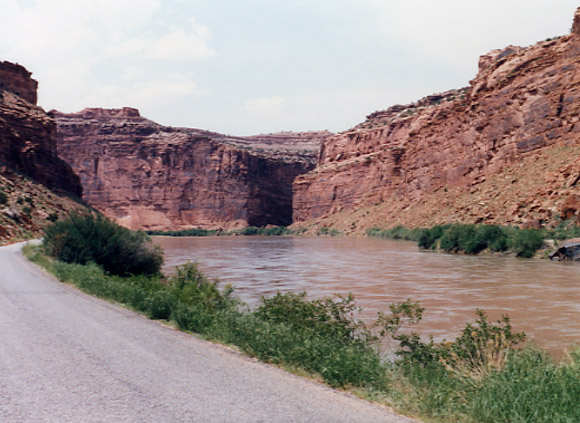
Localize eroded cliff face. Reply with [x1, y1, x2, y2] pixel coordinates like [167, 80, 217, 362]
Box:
[0, 61, 85, 243]
[293, 9, 580, 231]
[0, 61, 82, 196]
[54, 108, 328, 230]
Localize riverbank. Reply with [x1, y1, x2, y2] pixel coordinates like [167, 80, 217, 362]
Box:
[367, 223, 580, 259]
[24, 241, 580, 423]
[148, 221, 580, 261]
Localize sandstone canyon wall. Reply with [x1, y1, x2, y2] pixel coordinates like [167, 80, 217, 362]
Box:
[0, 61, 86, 244]
[293, 9, 580, 231]
[0, 61, 82, 196]
[55, 108, 329, 230]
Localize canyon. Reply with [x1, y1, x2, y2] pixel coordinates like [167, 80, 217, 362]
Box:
[292, 9, 580, 233]
[54, 108, 330, 230]
[4, 9, 580, 237]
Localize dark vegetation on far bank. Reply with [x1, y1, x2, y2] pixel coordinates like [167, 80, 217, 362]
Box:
[146, 226, 300, 237]
[146, 226, 341, 237]
[27, 214, 580, 423]
[367, 221, 580, 258]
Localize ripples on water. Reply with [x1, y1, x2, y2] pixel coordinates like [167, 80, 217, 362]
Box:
[154, 236, 580, 355]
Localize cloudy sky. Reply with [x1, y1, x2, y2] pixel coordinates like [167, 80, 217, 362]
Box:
[1, 1, 578, 135]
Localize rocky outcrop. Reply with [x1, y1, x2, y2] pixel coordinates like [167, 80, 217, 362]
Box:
[293, 9, 580, 231]
[0, 61, 37, 104]
[54, 108, 328, 230]
[561, 194, 580, 222]
[0, 61, 82, 196]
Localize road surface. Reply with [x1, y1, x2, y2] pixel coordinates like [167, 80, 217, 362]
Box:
[0, 242, 417, 422]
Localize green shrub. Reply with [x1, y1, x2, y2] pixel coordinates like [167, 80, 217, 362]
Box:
[438, 224, 508, 254]
[43, 212, 163, 276]
[418, 226, 446, 249]
[240, 226, 260, 235]
[507, 228, 544, 258]
[547, 221, 580, 240]
[256, 292, 368, 346]
[440, 224, 475, 252]
[250, 292, 387, 388]
[0, 191, 7, 204]
[366, 225, 423, 241]
[168, 263, 236, 313]
[415, 224, 541, 257]
[377, 301, 525, 373]
[480, 225, 508, 252]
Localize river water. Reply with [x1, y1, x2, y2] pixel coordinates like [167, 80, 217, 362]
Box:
[154, 236, 580, 355]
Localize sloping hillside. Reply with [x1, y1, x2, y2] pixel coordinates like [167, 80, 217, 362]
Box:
[293, 9, 580, 233]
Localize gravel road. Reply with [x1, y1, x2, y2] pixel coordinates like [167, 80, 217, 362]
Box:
[0, 242, 417, 423]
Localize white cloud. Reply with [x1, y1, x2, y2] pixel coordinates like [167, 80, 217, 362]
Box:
[108, 22, 215, 62]
[370, 0, 579, 74]
[118, 79, 198, 107]
[1, 0, 579, 135]
[0, 0, 213, 111]
[244, 96, 287, 117]
[145, 26, 215, 60]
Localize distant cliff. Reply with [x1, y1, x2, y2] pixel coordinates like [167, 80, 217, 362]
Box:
[0, 61, 82, 196]
[293, 8, 580, 232]
[54, 108, 329, 230]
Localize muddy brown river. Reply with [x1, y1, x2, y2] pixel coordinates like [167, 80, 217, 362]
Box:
[154, 236, 580, 356]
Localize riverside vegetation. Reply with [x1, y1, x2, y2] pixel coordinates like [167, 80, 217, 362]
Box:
[25, 214, 580, 423]
[146, 225, 298, 237]
[367, 221, 580, 258]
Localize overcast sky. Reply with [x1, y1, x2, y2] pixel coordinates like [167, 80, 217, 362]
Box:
[1, 1, 578, 135]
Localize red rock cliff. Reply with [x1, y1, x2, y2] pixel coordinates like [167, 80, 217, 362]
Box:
[54, 108, 328, 230]
[293, 9, 580, 230]
[0, 61, 82, 196]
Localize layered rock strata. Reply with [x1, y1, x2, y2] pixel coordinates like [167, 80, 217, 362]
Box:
[293, 9, 580, 230]
[54, 108, 328, 230]
[0, 61, 82, 196]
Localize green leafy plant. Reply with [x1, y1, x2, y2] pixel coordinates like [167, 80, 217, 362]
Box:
[507, 228, 544, 258]
[418, 225, 446, 249]
[43, 212, 163, 276]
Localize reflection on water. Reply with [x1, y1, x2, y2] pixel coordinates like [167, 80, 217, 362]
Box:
[154, 236, 580, 355]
